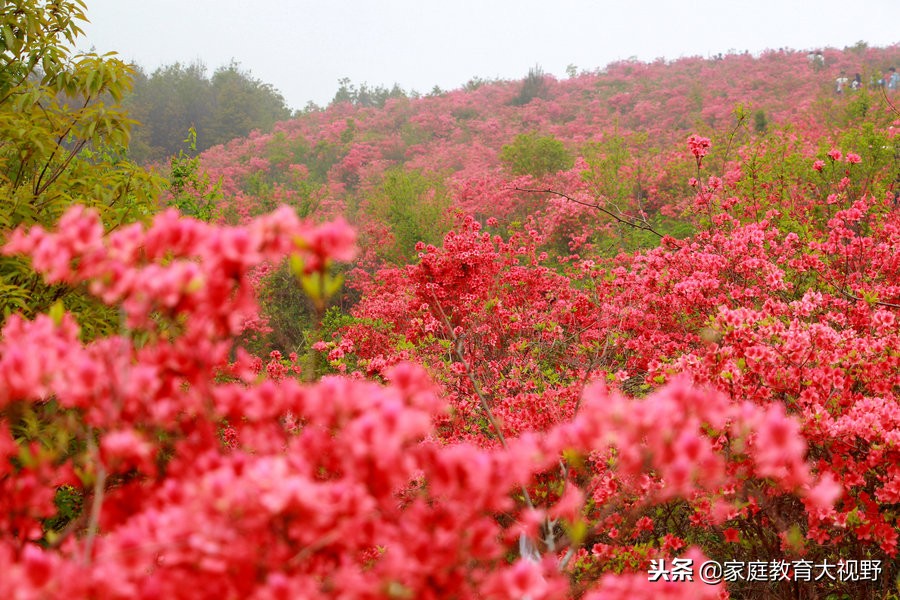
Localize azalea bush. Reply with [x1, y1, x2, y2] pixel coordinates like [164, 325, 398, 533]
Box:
[0, 203, 842, 599]
[2, 3, 900, 597]
[315, 130, 900, 597]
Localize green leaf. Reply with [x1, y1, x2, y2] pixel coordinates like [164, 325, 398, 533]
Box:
[300, 272, 323, 301]
[48, 299, 65, 325]
[1, 25, 14, 52]
[289, 254, 305, 277]
[324, 273, 344, 298]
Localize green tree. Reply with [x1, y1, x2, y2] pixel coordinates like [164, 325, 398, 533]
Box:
[208, 61, 291, 146]
[510, 65, 549, 106]
[329, 77, 406, 108]
[166, 127, 223, 222]
[126, 60, 214, 163]
[500, 132, 574, 178]
[753, 109, 768, 133]
[125, 60, 291, 163]
[365, 167, 453, 263]
[0, 0, 161, 337]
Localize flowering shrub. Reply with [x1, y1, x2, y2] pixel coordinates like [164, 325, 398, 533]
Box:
[0, 204, 844, 598]
[2, 18, 900, 597]
[313, 129, 900, 597]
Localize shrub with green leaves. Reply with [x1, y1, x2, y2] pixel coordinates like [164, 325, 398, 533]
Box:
[365, 167, 453, 263]
[0, 0, 161, 338]
[500, 132, 574, 178]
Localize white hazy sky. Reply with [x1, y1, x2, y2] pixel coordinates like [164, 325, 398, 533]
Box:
[79, 0, 899, 110]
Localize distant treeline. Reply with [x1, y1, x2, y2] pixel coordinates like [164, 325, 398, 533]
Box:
[125, 61, 293, 164]
[123, 61, 421, 164]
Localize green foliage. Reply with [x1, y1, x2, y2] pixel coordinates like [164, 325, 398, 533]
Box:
[126, 60, 291, 163]
[309, 140, 344, 183]
[836, 122, 900, 198]
[167, 128, 222, 222]
[0, 0, 162, 337]
[315, 307, 391, 377]
[330, 77, 406, 108]
[572, 131, 698, 256]
[580, 133, 635, 203]
[340, 118, 356, 144]
[264, 131, 340, 188]
[209, 61, 291, 144]
[245, 260, 315, 355]
[249, 259, 354, 359]
[399, 122, 433, 147]
[614, 215, 695, 254]
[846, 40, 869, 55]
[45, 484, 84, 534]
[753, 109, 768, 133]
[266, 130, 309, 166]
[365, 167, 454, 263]
[727, 125, 810, 217]
[847, 91, 871, 120]
[125, 61, 210, 164]
[500, 132, 575, 178]
[464, 76, 498, 92]
[319, 305, 357, 339]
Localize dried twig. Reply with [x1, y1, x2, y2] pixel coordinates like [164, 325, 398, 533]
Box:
[83, 429, 107, 565]
[514, 186, 664, 238]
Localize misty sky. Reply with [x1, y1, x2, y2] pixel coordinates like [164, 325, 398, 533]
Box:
[80, 0, 899, 110]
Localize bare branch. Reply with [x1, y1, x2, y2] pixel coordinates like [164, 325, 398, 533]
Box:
[427, 289, 537, 510]
[83, 429, 107, 565]
[513, 186, 664, 238]
[881, 86, 900, 117]
[833, 285, 900, 310]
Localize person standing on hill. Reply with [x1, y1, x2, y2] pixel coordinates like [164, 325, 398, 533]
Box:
[851, 73, 862, 91]
[889, 67, 900, 91]
[835, 71, 849, 94]
[808, 51, 825, 71]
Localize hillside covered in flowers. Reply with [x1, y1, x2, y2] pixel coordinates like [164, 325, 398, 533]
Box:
[1, 3, 900, 598]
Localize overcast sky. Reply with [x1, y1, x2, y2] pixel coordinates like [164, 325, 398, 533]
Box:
[79, 0, 899, 110]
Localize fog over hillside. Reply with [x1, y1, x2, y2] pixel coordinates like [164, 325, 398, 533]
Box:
[81, 0, 900, 109]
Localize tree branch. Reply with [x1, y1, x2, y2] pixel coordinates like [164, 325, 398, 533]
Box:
[513, 187, 664, 238]
[83, 429, 107, 565]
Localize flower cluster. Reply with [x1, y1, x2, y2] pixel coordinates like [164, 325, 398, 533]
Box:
[687, 134, 712, 161]
[0, 204, 840, 598]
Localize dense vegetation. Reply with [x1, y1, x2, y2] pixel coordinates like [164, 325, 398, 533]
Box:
[124, 60, 293, 164]
[1, 2, 900, 598]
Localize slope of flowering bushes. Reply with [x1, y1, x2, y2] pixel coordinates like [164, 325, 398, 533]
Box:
[187, 46, 900, 599]
[3, 28, 900, 598]
[0, 205, 841, 599]
[313, 121, 900, 596]
[195, 46, 900, 224]
[188, 45, 900, 344]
